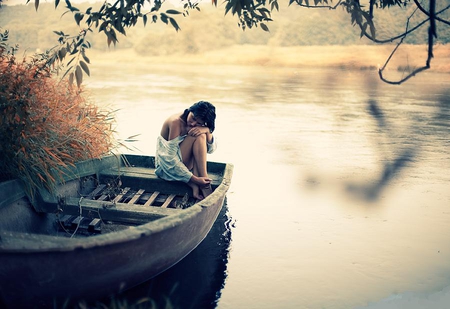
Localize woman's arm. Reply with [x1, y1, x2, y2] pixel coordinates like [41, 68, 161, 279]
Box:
[187, 126, 216, 153]
[188, 126, 213, 142]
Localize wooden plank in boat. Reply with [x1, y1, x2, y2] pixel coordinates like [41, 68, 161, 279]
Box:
[128, 189, 145, 204]
[113, 187, 130, 203]
[98, 173, 190, 196]
[57, 215, 103, 234]
[58, 197, 183, 224]
[88, 218, 102, 233]
[71, 216, 83, 229]
[100, 166, 221, 185]
[144, 191, 159, 207]
[97, 195, 108, 201]
[161, 194, 176, 208]
[87, 184, 106, 199]
[59, 215, 74, 228]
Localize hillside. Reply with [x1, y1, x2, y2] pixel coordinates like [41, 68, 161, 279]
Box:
[1, 1, 449, 74]
[1, 1, 449, 54]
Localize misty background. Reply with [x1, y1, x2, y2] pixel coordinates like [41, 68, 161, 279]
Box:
[1, 0, 450, 57]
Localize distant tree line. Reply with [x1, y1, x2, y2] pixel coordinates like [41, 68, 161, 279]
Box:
[1, 1, 449, 56]
[1, 0, 449, 85]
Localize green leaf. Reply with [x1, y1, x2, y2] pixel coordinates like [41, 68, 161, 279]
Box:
[271, 1, 279, 11]
[81, 51, 90, 64]
[160, 13, 168, 24]
[169, 17, 180, 31]
[67, 71, 74, 85]
[225, 2, 233, 15]
[61, 9, 71, 19]
[55, 0, 60, 8]
[166, 9, 182, 14]
[67, 57, 76, 66]
[260, 23, 270, 32]
[79, 60, 90, 76]
[109, 28, 118, 44]
[143, 14, 148, 26]
[63, 64, 73, 76]
[74, 12, 83, 25]
[360, 23, 367, 38]
[57, 47, 67, 60]
[99, 21, 108, 33]
[75, 65, 83, 87]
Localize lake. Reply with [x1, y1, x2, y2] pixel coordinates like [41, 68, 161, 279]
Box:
[85, 60, 450, 309]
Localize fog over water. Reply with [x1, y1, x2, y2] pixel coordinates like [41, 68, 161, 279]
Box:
[86, 60, 450, 309]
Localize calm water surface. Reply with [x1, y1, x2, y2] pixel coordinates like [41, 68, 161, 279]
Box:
[86, 60, 450, 309]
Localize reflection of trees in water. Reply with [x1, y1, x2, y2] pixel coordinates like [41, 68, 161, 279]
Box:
[346, 99, 418, 201]
[346, 88, 449, 202]
[115, 200, 233, 309]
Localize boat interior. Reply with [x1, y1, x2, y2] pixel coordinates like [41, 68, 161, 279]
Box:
[0, 154, 225, 238]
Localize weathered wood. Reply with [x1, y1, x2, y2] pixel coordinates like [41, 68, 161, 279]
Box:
[71, 216, 83, 229]
[87, 184, 106, 199]
[128, 189, 145, 204]
[58, 196, 183, 224]
[99, 166, 221, 198]
[88, 218, 102, 233]
[144, 191, 159, 207]
[117, 154, 226, 174]
[59, 215, 74, 228]
[101, 166, 222, 185]
[0, 180, 26, 211]
[113, 187, 130, 203]
[97, 195, 108, 201]
[161, 194, 176, 208]
[0, 154, 234, 309]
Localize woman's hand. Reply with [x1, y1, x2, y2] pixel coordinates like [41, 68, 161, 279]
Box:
[188, 126, 210, 137]
[192, 175, 212, 186]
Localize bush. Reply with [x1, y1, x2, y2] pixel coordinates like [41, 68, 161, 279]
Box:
[0, 50, 116, 198]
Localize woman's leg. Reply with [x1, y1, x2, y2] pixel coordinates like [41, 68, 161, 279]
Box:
[180, 134, 211, 199]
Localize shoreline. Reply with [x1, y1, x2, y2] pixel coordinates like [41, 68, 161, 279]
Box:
[89, 44, 450, 73]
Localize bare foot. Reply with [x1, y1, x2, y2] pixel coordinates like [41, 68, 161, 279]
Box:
[188, 183, 204, 200]
[201, 184, 213, 199]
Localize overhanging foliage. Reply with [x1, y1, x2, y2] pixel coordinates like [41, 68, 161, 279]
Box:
[6, 0, 450, 84]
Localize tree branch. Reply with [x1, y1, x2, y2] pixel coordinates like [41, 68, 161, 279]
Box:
[378, 0, 438, 85]
[413, 0, 450, 26]
[293, 0, 342, 10]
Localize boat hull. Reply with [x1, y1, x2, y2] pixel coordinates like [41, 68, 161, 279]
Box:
[0, 154, 233, 308]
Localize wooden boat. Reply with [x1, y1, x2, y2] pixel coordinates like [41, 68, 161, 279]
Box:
[0, 154, 233, 308]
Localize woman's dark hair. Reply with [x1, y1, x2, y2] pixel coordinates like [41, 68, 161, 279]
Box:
[182, 101, 216, 132]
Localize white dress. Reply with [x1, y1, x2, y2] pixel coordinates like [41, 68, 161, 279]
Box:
[155, 135, 217, 183]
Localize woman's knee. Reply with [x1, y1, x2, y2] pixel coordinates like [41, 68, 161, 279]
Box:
[185, 134, 206, 145]
[195, 133, 207, 143]
[193, 134, 207, 150]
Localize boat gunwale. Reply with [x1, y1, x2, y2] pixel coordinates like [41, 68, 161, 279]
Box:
[0, 155, 233, 253]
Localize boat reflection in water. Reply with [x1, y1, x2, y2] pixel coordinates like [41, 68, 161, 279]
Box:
[115, 200, 233, 309]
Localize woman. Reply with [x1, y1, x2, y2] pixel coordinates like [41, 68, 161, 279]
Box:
[155, 101, 217, 200]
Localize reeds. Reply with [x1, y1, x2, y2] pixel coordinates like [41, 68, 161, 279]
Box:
[0, 52, 116, 198]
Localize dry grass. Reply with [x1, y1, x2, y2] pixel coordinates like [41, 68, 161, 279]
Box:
[91, 44, 450, 73]
[0, 53, 116, 198]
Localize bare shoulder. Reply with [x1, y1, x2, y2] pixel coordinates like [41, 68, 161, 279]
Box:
[161, 113, 183, 140]
[165, 113, 183, 128]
